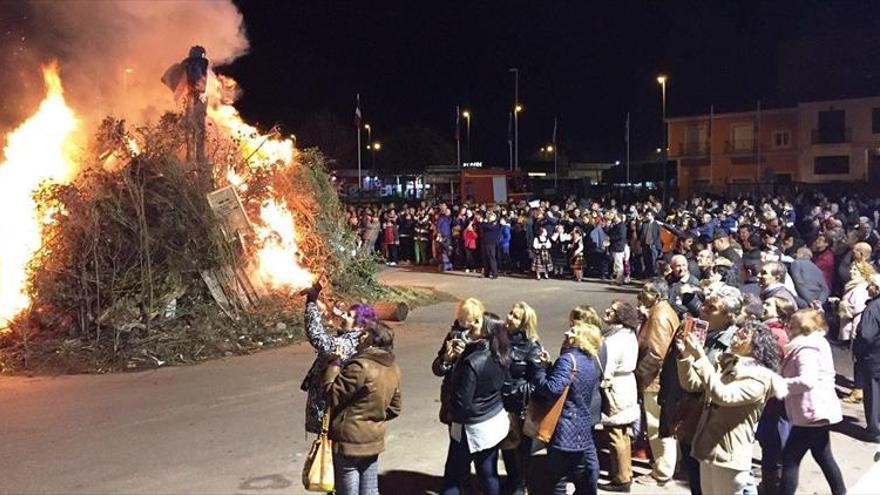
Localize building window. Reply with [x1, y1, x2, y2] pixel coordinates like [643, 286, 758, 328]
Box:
[873, 108, 880, 134]
[730, 124, 754, 151]
[814, 155, 850, 175]
[772, 130, 791, 149]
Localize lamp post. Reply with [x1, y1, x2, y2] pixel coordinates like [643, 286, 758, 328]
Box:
[371, 141, 381, 175]
[509, 68, 520, 171]
[462, 110, 471, 161]
[657, 74, 668, 203]
[364, 123, 372, 147]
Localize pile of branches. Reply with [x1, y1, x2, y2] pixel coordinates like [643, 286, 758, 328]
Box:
[0, 115, 380, 373]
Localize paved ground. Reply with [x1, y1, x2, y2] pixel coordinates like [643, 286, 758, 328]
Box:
[2, 267, 879, 494]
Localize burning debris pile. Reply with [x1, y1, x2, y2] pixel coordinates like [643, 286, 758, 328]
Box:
[0, 64, 379, 373]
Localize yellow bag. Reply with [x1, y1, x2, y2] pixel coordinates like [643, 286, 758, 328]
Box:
[302, 408, 334, 492]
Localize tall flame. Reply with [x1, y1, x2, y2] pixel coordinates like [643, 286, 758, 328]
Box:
[207, 73, 314, 291]
[0, 64, 79, 326]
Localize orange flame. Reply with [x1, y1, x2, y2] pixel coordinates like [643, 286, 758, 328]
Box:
[206, 73, 313, 291]
[0, 64, 79, 326]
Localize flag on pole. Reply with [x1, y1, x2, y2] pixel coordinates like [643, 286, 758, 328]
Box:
[454, 105, 460, 141]
[354, 93, 362, 128]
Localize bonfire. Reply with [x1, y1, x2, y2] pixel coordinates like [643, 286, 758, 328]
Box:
[0, 63, 377, 373]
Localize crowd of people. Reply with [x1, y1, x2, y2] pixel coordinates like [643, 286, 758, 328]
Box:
[303, 191, 880, 494]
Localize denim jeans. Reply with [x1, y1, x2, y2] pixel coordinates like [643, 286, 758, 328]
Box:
[334, 454, 379, 495]
[441, 433, 500, 495]
[545, 445, 599, 495]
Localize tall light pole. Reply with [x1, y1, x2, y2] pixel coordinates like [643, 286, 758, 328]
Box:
[371, 141, 381, 181]
[462, 110, 471, 161]
[509, 68, 520, 171]
[364, 123, 372, 147]
[657, 74, 668, 203]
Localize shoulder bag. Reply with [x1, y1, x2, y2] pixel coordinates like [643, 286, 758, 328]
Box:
[523, 353, 577, 443]
[302, 407, 334, 492]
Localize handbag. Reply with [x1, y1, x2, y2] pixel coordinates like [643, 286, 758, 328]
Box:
[302, 408, 334, 492]
[523, 354, 577, 443]
[594, 356, 621, 417]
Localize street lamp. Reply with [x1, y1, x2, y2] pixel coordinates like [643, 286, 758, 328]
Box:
[462, 110, 471, 160]
[657, 74, 668, 203]
[369, 141, 381, 180]
[509, 68, 520, 171]
[364, 123, 372, 146]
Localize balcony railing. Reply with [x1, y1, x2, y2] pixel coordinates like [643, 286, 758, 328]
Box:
[676, 141, 708, 157]
[725, 139, 755, 154]
[811, 128, 852, 144]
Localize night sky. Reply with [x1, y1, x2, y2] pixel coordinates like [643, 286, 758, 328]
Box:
[224, 1, 880, 168]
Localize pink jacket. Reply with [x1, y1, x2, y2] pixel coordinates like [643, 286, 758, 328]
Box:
[781, 332, 842, 427]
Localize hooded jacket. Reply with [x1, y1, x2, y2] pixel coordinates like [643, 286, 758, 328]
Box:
[323, 347, 402, 457]
[678, 353, 787, 471]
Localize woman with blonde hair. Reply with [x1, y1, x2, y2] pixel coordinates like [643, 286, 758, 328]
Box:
[532, 312, 603, 494]
[780, 309, 846, 495]
[500, 302, 545, 494]
[840, 260, 876, 404]
[433, 298, 486, 424]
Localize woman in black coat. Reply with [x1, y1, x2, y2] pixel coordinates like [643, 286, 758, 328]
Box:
[439, 313, 511, 495]
[500, 302, 546, 495]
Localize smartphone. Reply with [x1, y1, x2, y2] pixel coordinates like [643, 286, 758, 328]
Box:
[682, 316, 710, 346]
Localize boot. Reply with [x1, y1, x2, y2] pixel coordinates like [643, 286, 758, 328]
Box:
[843, 388, 863, 404]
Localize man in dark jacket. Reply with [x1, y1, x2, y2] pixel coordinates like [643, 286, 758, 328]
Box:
[788, 247, 830, 306]
[479, 212, 501, 279]
[641, 211, 663, 277]
[667, 255, 702, 318]
[854, 274, 880, 442]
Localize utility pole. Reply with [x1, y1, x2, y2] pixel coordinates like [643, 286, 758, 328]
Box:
[625, 112, 631, 184]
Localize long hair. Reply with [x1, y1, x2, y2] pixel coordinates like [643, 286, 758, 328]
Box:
[789, 308, 828, 337]
[511, 302, 540, 342]
[568, 323, 602, 357]
[746, 321, 782, 371]
[570, 305, 603, 330]
[483, 312, 511, 368]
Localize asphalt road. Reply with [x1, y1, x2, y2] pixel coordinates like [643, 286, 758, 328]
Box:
[2, 267, 878, 494]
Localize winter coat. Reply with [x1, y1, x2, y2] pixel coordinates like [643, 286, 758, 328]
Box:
[840, 281, 871, 341]
[500, 224, 512, 251]
[436, 214, 453, 239]
[323, 347, 402, 457]
[600, 325, 640, 426]
[447, 339, 506, 425]
[636, 300, 680, 393]
[813, 249, 836, 290]
[463, 226, 478, 251]
[431, 322, 467, 424]
[534, 347, 601, 452]
[479, 220, 502, 246]
[608, 221, 627, 253]
[678, 353, 786, 471]
[668, 273, 702, 318]
[502, 332, 545, 415]
[854, 297, 880, 377]
[781, 332, 843, 427]
[788, 259, 830, 305]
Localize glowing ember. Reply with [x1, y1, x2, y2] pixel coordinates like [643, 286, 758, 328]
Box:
[0, 64, 78, 326]
[253, 200, 314, 290]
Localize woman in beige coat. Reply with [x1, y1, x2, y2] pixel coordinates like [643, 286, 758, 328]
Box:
[676, 320, 786, 494]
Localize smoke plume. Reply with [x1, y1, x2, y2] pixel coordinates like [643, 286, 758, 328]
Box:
[0, 0, 248, 131]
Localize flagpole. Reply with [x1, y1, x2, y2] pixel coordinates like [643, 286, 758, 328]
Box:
[553, 116, 558, 190]
[626, 112, 631, 185]
[356, 93, 362, 192]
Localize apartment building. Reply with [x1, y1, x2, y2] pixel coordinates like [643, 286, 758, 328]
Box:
[668, 95, 880, 196]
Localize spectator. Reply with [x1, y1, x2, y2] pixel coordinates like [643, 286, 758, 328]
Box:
[788, 247, 830, 307]
[633, 279, 680, 487]
[780, 309, 846, 495]
[533, 227, 553, 280]
[853, 273, 880, 443]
